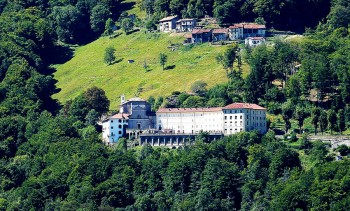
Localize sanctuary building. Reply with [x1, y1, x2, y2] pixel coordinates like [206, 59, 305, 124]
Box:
[157, 103, 267, 135]
[102, 97, 267, 144]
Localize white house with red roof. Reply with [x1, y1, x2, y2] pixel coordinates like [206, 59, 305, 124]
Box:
[245, 37, 266, 47]
[156, 103, 267, 135]
[102, 113, 129, 144]
[228, 23, 266, 40]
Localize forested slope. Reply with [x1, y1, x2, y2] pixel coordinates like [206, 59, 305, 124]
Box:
[1, 0, 350, 210]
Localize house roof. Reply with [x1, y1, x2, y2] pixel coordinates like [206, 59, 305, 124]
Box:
[223, 103, 266, 110]
[110, 113, 130, 119]
[213, 28, 228, 34]
[177, 19, 195, 22]
[229, 23, 244, 29]
[229, 23, 266, 29]
[192, 29, 212, 34]
[121, 97, 147, 105]
[159, 15, 178, 22]
[184, 34, 192, 38]
[157, 107, 223, 113]
[246, 37, 265, 41]
[157, 103, 266, 113]
[244, 23, 266, 29]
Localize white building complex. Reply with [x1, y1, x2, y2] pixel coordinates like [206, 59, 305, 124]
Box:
[102, 97, 267, 144]
[157, 103, 267, 135]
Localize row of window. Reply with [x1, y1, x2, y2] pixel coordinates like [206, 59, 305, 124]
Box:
[225, 115, 243, 120]
[111, 119, 123, 123]
[110, 125, 123, 129]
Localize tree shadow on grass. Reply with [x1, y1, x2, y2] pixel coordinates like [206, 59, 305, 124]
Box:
[45, 45, 74, 65]
[126, 28, 140, 35]
[165, 65, 176, 70]
[111, 58, 123, 65]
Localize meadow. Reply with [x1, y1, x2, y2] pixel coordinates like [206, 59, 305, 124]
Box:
[53, 31, 241, 108]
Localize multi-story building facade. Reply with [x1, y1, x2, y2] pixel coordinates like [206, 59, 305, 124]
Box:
[101, 113, 129, 144]
[102, 101, 266, 144]
[176, 19, 197, 32]
[157, 103, 267, 135]
[159, 16, 179, 32]
[102, 96, 155, 144]
[228, 23, 266, 40]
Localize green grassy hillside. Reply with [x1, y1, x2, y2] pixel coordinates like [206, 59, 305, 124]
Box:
[53, 31, 241, 108]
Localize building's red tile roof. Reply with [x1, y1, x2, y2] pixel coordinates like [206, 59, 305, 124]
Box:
[229, 23, 244, 29]
[244, 23, 266, 29]
[229, 23, 266, 29]
[159, 15, 178, 22]
[192, 29, 212, 34]
[157, 107, 223, 113]
[157, 103, 266, 113]
[223, 103, 266, 110]
[110, 113, 130, 119]
[177, 19, 195, 22]
[213, 28, 228, 34]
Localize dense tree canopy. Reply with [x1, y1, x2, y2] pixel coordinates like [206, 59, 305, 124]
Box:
[1, 0, 350, 210]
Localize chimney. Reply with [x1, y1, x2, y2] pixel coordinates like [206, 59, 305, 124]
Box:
[121, 94, 125, 104]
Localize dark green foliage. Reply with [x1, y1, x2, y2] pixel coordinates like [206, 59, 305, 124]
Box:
[159, 53, 167, 70]
[319, 110, 328, 135]
[311, 107, 321, 135]
[104, 46, 116, 65]
[190, 80, 207, 96]
[121, 17, 134, 34]
[327, 109, 337, 134]
[336, 144, 350, 156]
[104, 18, 115, 36]
[338, 109, 346, 134]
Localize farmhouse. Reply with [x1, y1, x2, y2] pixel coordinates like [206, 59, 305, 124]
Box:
[191, 29, 212, 43]
[176, 19, 197, 32]
[229, 23, 266, 40]
[159, 15, 179, 32]
[212, 28, 229, 41]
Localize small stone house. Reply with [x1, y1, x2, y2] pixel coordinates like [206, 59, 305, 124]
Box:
[245, 37, 266, 47]
[159, 15, 179, 32]
[212, 28, 228, 41]
[191, 29, 212, 43]
[176, 19, 197, 32]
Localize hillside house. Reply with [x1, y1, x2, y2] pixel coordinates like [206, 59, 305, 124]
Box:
[191, 29, 212, 43]
[183, 33, 192, 43]
[229, 23, 266, 40]
[159, 15, 179, 32]
[245, 37, 266, 47]
[176, 19, 197, 32]
[212, 28, 228, 41]
[102, 113, 129, 144]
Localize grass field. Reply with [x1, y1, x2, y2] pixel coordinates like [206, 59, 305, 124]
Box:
[52, 30, 244, 108]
